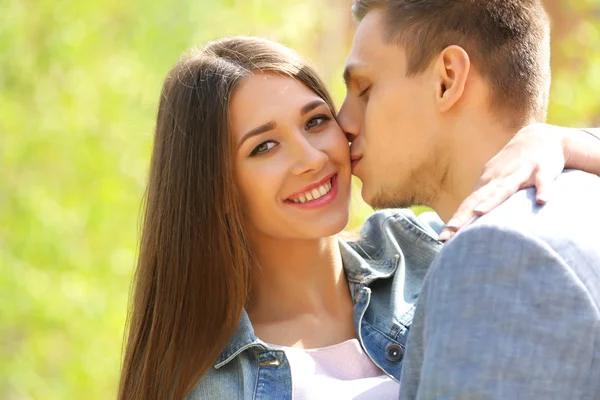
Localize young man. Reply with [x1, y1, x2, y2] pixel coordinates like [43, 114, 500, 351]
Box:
[338, 1, 600, 398]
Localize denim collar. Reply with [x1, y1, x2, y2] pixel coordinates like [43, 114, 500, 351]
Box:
[213, 238, 399, 369]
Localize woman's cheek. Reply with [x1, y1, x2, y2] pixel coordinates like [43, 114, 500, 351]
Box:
[330, 131, 351, 161]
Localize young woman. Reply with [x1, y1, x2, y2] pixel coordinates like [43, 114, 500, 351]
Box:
[118, 36, 600, 400]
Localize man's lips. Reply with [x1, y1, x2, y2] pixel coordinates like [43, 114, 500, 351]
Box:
[351, 155, 362, 170]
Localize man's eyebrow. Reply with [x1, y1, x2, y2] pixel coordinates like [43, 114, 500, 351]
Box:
[238, 121, 276, 148]
[343, 64, 355, 88]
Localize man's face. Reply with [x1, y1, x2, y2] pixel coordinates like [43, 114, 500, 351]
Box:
[338, 10, 446, 209]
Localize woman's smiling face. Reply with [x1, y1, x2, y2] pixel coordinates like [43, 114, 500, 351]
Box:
[231, 72, 352, 241]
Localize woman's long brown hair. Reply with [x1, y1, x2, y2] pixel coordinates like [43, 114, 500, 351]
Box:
[118, 37, 336, 399]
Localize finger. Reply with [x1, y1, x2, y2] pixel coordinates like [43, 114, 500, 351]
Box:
[534, 170, 553, 205]
[448, 190, 486, 228]
[472, 170, 494, 192]
[438, 229, 455, 242]
[477, 161, 540, 208]
[474, 156, 523, 191]
[473, 175, 527, 215]
[447, 184, 498, 231]
[453, 164, 535, 230]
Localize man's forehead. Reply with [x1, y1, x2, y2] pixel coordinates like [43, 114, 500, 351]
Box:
[346, 11, 387, 67]
[345, 45, 370, 69]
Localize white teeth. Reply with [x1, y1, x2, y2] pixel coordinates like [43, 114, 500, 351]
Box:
[290, 178, 334, 204]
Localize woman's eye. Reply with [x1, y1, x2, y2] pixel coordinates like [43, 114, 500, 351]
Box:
[305, 114, 331, 130]
[250, 140, 278, 156]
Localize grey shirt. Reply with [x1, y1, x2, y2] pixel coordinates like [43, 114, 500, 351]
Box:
[400, 170, 600, 399]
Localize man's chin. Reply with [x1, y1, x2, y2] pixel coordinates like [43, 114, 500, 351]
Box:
[366, 186, 416, 210]
[370, 197, 401, 210]
[360, 185, 377, 208]
[362, 186, 392, 209]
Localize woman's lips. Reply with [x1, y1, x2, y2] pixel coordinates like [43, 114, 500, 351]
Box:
[286, 172, 336, 200]
[285, 174, 339, 209]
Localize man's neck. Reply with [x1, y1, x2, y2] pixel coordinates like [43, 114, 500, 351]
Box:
[433, 115, 531, 223]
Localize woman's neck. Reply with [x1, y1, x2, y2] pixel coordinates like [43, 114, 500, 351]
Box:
[247, 234, 352, 328]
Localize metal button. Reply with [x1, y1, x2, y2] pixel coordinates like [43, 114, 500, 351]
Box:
[258, 358, 281, 367]
[385, 343, 404, 362]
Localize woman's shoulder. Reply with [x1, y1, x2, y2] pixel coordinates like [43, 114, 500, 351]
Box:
[186, 363, 243, 400]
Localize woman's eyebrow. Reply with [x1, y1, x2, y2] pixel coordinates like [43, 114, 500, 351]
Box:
[238, 121, 276, 148]
[238, 99, 327, 148]
[300, 99, 327, 115]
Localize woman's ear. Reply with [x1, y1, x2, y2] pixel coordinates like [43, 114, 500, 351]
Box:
[434, 45, 471, 113]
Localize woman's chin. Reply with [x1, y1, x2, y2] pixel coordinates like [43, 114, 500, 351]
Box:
[308, 211, 351, 238]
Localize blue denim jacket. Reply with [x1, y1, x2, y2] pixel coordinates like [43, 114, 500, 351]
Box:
[187, 209, 443, 400]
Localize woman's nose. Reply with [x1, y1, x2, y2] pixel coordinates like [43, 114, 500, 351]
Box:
[290, 134, 328, 176]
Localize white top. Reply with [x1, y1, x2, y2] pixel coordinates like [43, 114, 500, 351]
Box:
[265, 339, 400, 400]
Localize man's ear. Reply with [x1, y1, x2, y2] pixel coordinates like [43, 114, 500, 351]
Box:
[434, 45, 470, 113]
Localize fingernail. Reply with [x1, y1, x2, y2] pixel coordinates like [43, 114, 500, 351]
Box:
[439, 230, 454, 242]
[446, 218, 460, 230]
[473, 204, 486, 215]
[536, 196, 547, 205]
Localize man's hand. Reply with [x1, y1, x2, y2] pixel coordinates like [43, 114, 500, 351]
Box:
[440, 124, 599, 241]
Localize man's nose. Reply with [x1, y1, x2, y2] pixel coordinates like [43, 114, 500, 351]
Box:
[337, 100, 359, 143]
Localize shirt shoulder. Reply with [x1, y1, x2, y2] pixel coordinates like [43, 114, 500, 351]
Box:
[465, 170, 600, 248]
[441, 170, 600, 310]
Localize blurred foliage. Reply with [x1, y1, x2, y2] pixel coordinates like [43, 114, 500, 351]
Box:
[1, 0, 599, 398]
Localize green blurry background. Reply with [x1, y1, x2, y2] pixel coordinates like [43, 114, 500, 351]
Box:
[1, 0, 599, 398]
